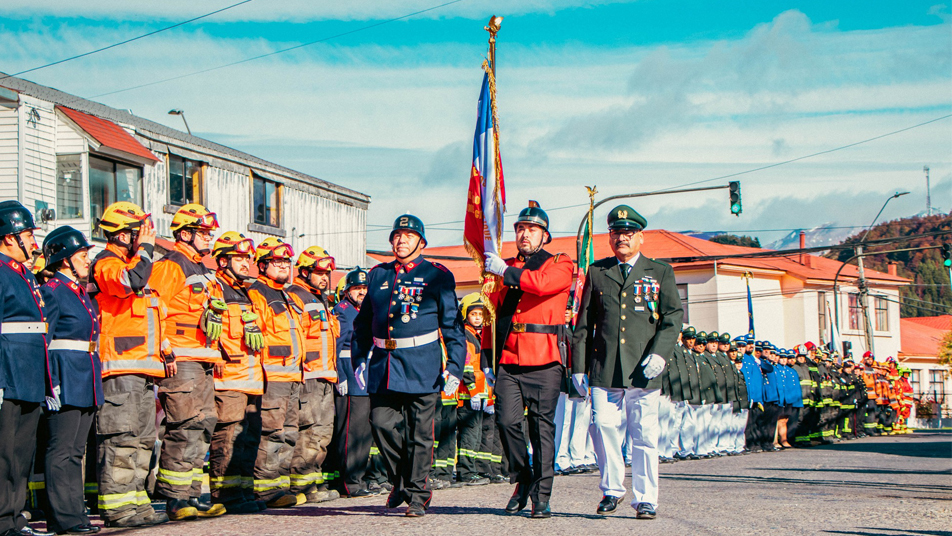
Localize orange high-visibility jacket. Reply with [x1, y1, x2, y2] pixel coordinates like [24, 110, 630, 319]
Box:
[214, 271, 264, 395]
[90, 243, 167, 378]
[874, 375, 891, 405]
[287, 281, 340, 382]
[151, 243, 224, 363]
[248, 276, 305, 383]
[458, 323, 486, 404]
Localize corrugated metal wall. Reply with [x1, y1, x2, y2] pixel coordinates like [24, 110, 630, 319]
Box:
[0, 104, 18, 201]
[284, 187, 366, 269]
[19, 95, 56, 214]
[205, 165, 251, 240]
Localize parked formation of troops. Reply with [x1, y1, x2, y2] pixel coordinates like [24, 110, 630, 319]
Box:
[0, 199, 916, 535]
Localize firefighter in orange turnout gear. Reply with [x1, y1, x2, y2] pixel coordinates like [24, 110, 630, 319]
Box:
[248, 238, 307, 508]
[207, 233, 266, 514]
[455, 293, 489, 486]
[150, 203, 227, 520]
[287, 246, 341, 503]
[89, 202, 170, 527]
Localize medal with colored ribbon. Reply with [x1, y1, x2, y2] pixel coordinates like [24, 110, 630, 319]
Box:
[648, 281, 660, 320]
[400, 302, 412, 323]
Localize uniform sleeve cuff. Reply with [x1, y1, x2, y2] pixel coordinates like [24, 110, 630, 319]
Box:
[503, 267, 523, 288]
[138, 243, 155, 258]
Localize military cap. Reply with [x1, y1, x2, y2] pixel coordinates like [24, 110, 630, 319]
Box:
[695, 331, 708, 345]
[607, 204, 647, 231]
[729, 343, 738, 352]
[734, 336, 748, 347]
[733, 355, 744, 363]
[708, 331, 719, 341]
[843, 359, 855, 366]
[717, 332, 731, 344]
[682, 326, 697, 338]
[753, 340, 764, 350]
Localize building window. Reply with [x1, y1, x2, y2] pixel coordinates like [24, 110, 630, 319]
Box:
[848, 293, 862, 331]
[928, 369, 946, 398]
[677, 284, 689, 325]
[168, 155, 203, 206]
[89, 154, 142, 239]
[253, 173, 280, 227]
[911, 370, 921, 396]
[56, 154, 83, 219]
[818, 291, 827, 342]
[874, 296, 888, 331]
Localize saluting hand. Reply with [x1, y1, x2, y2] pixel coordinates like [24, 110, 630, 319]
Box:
[136, 218, 156, 249]
[484, 253, 508, 277]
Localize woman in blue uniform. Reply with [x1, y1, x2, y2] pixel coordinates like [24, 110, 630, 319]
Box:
[39, 226, 102, 535]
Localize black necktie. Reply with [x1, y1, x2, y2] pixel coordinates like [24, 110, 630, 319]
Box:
[621, 263, 630, 279]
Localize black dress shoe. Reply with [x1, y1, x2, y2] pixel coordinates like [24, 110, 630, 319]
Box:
[530, 502, 551, 519]
[352, 488, 374, 498]
[596, 496, 620, 515]
[504, 484, 529, 514]
[64, 524, 100, 534]
[386, 489, 404, 509]
[635, 503, 657, 519]
[405, 503, 426, 518]
[19, 527, 53, 536]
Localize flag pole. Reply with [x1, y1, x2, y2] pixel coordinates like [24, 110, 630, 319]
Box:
[483, 15, 503, 371]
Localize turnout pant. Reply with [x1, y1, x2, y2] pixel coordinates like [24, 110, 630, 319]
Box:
[331, 394, 373, 495]
[252, 381, 300, 502]
[476, 409, 501, 476]
[209, 391, 261, 505]
[156, 362, 217, 500]
[795, 406, 817, 443]
[590, 387, 661, 509]
[291, 379, 335, 494]
[495, 363, 562, 505]
[0, 399, 41, 534]
[45, 406, 96, 533]
[97, 374, 158, 523]
[456, 403, 483, 481]
[863, 401, 878, 435]
[432, 402, 458, 482]
[370, 390, 438, 508]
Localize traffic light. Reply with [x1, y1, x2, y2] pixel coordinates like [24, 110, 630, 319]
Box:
[942, 243, 952, 268]
[842, 341, 852, 359]
[729, 181, 742, 216]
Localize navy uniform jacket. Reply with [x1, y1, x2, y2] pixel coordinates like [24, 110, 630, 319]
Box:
[763, 361, 783, 404]
[0, 252, 51, 403]
[332, 298, 366, 396]
[350, 257, 466, 395]
[40, 273, 103, 408]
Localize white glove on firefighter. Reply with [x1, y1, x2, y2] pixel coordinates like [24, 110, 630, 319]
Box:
[0, 388, 4, 410]
[442, 370, 460, 397]
[46, 385, 62, 412]
[482, 367, 496, 388]
[336, 378, 348, 396]
[571, 373, 589, 400]
[484, 253, 508, 277]
[470, 396, 482, 411]
[642, 353, 666, 380]
[483, 402, 495, 415]
[354, 362, 367, 392]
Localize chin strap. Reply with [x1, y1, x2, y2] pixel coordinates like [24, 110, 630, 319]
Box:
[14, 234, 31, 263]
[395, 240, 423, 262]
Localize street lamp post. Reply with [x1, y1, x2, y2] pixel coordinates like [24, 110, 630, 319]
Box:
[168, 109, 191, 135]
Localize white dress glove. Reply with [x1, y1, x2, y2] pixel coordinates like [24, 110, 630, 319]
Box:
[336, 378, 349, 396]
[484, 253, 508, 277]
[571, 373, 589, 399]
[483, 403, 495, 415]
[355, 362, 368, 391]
[442, 371, 460, 397]
[642, 353, 666, 380]
[46, 385, 62, 412]
[483, 367, 496, 388]
[0, 388, 4, 410]
[470, 396, 482, 411]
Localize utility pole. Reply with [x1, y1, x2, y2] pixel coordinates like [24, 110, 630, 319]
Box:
[924, 166, 932, 216]
[855, 244, 875, 355]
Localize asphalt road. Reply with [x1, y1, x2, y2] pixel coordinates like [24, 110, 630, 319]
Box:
[86, 432, 952, 536]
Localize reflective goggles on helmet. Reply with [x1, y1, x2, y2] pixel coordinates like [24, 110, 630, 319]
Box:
[301, 252, 336, 272]
[267, 243, 294, 260]
[191, 211, 219, 230]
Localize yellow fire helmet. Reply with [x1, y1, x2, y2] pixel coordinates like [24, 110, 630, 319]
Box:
[32, 254, 47, 274]
[212, 231, 255, 259]
[296, 245, 336, 272]
[255, 237, 294, 264]
[170, 203, 219, 233]
[460, 292, 486, 317]
[98, 201, 150, 234]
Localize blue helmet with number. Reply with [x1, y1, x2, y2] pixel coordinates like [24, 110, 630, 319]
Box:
[390, 214, 427, 246]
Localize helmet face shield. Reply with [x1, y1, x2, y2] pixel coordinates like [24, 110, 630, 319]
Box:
[270, 243, 294, 260]
[197, 211, 219, 230]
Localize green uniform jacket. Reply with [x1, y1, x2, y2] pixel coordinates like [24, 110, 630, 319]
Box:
[572, 255, 683, 389]
[714, 350, 739, 405]
[681, 347, 702, 405]
[694, 351, 720, 404]
[734, 366, 749, 410]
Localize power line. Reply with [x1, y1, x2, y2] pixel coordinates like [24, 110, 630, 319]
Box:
[0, 0, 254, 81]
[90, 0, 468, 99]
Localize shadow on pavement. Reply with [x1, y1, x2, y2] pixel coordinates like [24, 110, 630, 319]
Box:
[257, 503, 606, 520]
[660, 473, 952, 497]
[803, 434, 952, 458]
[757, 467, 952, 476]
[824, 529, 952, 536]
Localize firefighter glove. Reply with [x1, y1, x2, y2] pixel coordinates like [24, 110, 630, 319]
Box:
[46, 385, 62, 412]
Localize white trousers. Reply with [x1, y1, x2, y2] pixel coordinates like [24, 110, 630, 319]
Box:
[657, 395, 675, 458]
[696, 404, 716, 455]
[714, 403, 732, 452]
[678, 404, 699, 457]
[591, 387, 660, 508]
[555, 393, 595, 470]
[667, 401, 686, 458]
[732, 409, 749, 452]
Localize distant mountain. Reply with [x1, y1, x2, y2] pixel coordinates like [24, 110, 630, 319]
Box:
[765, 224, 856, 251]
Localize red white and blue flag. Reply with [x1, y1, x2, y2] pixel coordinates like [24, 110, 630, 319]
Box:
[464, 71, 506, 265]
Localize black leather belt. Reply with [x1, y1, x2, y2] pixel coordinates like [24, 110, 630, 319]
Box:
[510, 322, 559, 334]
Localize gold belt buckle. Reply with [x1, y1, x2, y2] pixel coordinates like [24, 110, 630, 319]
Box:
[89, 341, 98, 353]
[512, 323, 526, 333]
[385, 339, 398, 351]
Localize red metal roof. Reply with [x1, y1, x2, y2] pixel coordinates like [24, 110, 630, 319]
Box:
[57, 106, 159, 162]
[899, 316, 948, 357]
[370, 229, 910, 287]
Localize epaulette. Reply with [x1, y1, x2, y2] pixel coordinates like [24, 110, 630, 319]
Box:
[553, 253, 571, 263]
[46, 279, 62, 290]
[431, 262, 450, 273]
[368, 263, 386, 273]
[338, 301, 349, 310]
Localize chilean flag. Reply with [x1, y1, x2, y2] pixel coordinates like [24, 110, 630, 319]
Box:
[464, 71, 506, 264]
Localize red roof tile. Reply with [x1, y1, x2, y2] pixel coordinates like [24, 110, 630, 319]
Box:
[903, 315, 952, 331]
[371, 230, 909, 287]
[57, 106, 159, 162]
[899, 317, 948, 357]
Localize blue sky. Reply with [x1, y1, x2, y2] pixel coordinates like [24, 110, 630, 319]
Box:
[2, 1, 950, 250]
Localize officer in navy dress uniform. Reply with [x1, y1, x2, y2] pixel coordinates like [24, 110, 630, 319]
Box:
[330, 267, 378, 498]
[0, 201, 53, 536]
[572, 205, 683, 519]
[350, 215, 466, 518]
[39, 226, 102, 535]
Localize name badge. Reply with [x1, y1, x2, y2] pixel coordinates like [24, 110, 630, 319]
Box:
[634, 306, 645, 312]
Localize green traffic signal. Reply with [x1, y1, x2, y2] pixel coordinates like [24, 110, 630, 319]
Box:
[728, 181, 742, 216]
[942, 243, 952, 267]
[945, 259, 952, 268]
[731, 203, 741, 214]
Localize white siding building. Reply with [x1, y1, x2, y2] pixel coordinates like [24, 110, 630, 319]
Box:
[0, 76, 369, 266]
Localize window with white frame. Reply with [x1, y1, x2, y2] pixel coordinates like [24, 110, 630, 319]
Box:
[89, 154, 143, 239]
[56, 154, 83, 219]
[168, 154, 203, 206]
[874, 296, 888, 331]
